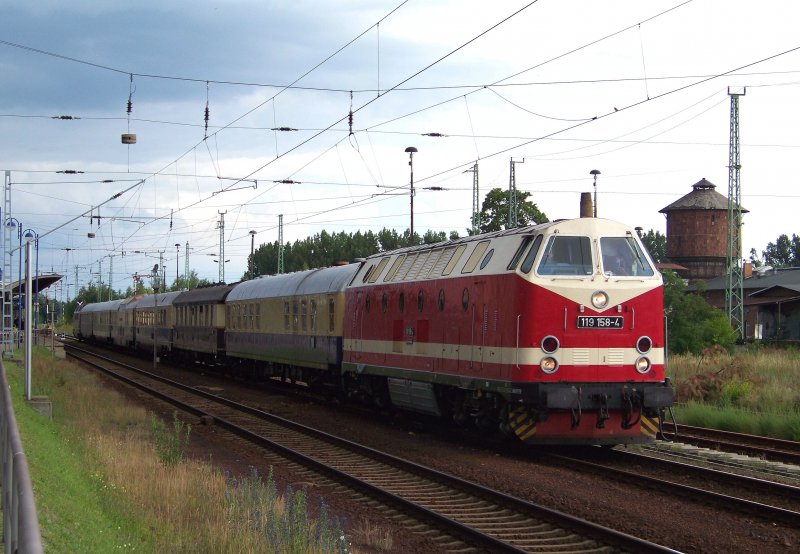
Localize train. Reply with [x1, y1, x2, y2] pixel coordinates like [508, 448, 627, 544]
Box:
[74, 217, 673, 445]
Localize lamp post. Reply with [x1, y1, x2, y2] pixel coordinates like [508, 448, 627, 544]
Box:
[249, 230, 256, 255]
[405, 146, 418, 238]
[590, 169, 601, 218]
[175, 243, 180, 290]
[23, 229, 38, 339]
[5, 217, 21, 349]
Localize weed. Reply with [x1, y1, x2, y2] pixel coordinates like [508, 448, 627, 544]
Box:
[150, 411, 191, 467]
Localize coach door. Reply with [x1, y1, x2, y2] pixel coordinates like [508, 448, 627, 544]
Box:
[350, 291, 363, 359]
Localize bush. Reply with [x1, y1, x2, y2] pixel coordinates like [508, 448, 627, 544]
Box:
[150, 411, 191, 466]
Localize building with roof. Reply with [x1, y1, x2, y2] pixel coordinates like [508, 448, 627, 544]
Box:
[692, 267, 800, 341]
[659, 178, 748, 281]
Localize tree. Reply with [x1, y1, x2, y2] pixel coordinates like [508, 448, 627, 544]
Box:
[477, 188, 548, 234]
[759, 233, 800, 268]
[662, 270, 737, 354]
[639, 229, 666, 263]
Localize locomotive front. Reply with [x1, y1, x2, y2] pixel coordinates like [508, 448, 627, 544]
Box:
[508, 218, 672, 444]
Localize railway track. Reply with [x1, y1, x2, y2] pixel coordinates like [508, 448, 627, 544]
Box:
[547, 447, 800, 527]
[660, 423, 800, 466]
[65, 343, 677, 554]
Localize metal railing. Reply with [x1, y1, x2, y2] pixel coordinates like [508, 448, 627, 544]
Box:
[0, 362, 44, 554]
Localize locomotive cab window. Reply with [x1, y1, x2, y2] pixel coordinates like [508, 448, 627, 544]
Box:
[537, 235, 593, 276]
[600, 236, 655, 277]
[520, 235, 544, 274]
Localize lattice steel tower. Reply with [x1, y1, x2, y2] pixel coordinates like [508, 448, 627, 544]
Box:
[1, 171, 11, 356]
[277, 214, 285, 274]
[217, 211, 226, 283]
[725, 88, 745, 341]
[508, 158, 524, 228]
[466, 163, 479, 235]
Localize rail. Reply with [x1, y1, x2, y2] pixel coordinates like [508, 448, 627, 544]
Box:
[0, 362, 44, 554]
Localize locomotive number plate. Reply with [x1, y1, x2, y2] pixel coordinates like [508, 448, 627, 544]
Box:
[576, 316, 623, 329]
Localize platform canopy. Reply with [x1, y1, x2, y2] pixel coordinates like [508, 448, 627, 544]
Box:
[5, 273, 62, 296]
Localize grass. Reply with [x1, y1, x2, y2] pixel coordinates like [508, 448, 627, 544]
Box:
[5, 347, 392, 552]
[665, 345, 800, 440]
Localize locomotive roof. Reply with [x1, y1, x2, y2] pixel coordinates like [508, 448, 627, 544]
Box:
[227, 263, 360, 302]
[361, 221, 558, 261]
[361, 218, 633, 262]
[173, 283, 235, 305]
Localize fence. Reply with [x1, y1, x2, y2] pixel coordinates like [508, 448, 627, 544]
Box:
[0, 362, 43, 554]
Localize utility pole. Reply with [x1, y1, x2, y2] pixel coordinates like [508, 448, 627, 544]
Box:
[726, 87, 746, 341]
[508, 158, 524, 228]
[217, 211, 226, 283]
[277, 214, 285, 274]
[465, 163, 479, 235]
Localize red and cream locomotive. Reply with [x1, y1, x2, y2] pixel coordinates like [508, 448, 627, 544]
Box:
[342, 217, 672, 444]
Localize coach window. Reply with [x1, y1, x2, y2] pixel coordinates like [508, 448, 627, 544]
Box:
[293, 301, 299, 331]
[520, 235, 544, 274]
[301, 300, 308, 331]
[328, 298, 335, 332]
[310, 300, 317, 331]
[417, 290, 424, 312]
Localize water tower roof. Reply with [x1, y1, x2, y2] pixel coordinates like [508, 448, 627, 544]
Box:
[659, 178, 748, 213]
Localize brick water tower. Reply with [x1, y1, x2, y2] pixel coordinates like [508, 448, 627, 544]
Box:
[659, 178, 748, 281]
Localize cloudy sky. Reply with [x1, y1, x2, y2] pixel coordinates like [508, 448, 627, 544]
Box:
[2, 0, 799, 298]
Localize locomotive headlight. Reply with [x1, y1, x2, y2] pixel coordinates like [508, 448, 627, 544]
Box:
[636, 336, 652, 354]
[591, 290, 609, 309]
[540, 357, 559, 374]
[635, 356, 652, 374]
[541, 335, 560, 354]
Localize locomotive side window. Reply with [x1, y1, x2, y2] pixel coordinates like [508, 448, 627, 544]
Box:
[462, 241, 490, 274]
[600, 237, 655, 277]
[520, 235, 544, 274]
[479, 248, 494, 270]
[417, 290, 424, 312]
[537, 236, 593, 276]
[384, 255, 406, 282]
[508, 236, 533, 270]
[368, 257, 390, 283]
[441, 244, 467, 276]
